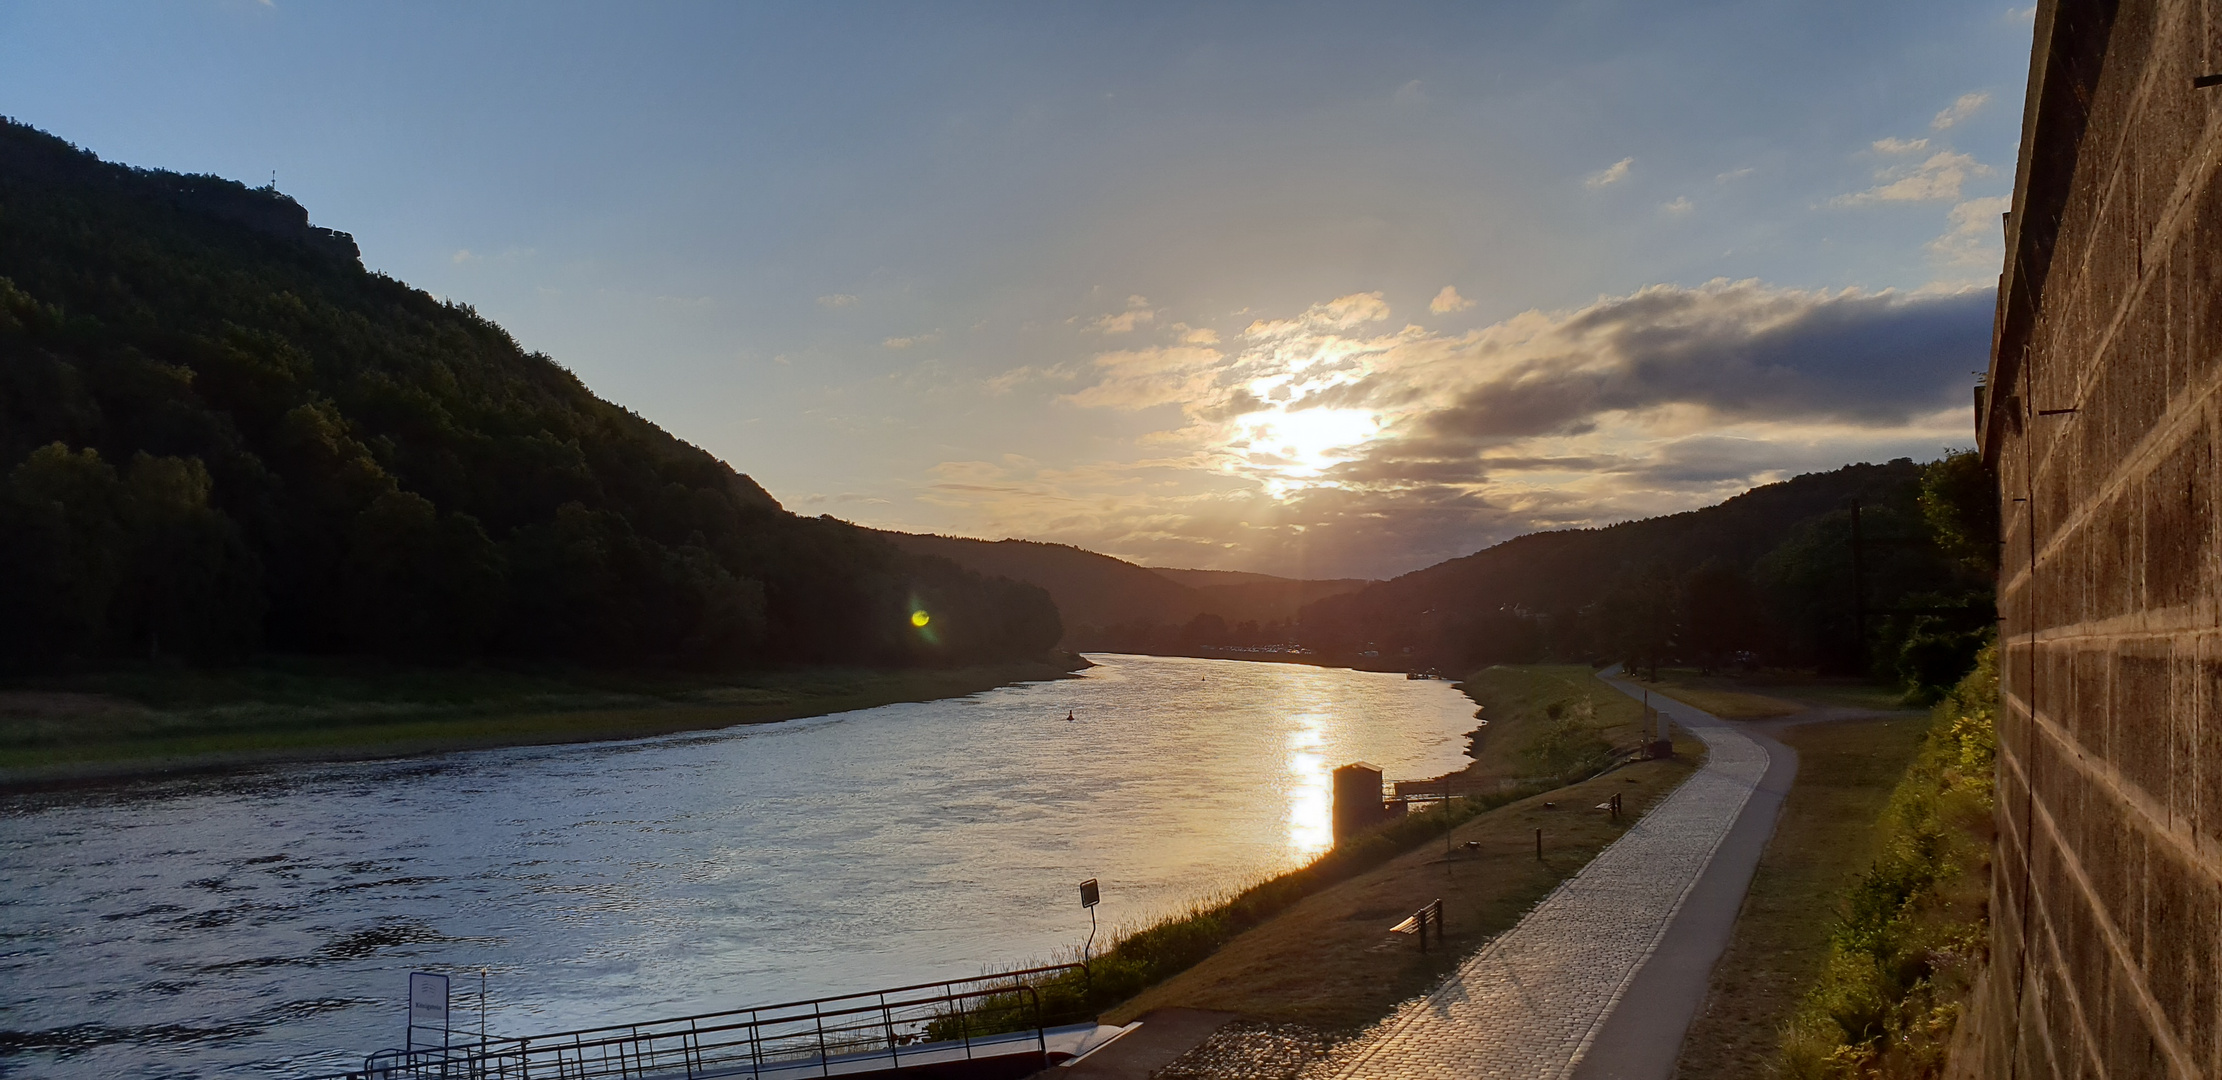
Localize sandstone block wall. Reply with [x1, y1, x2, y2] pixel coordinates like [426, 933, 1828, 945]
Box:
[1976, 1, 2222, 1075]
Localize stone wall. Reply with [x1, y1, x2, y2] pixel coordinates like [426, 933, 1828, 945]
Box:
[1973, 0, 2222, 1075]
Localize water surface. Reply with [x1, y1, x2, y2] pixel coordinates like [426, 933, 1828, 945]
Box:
[0, 654, 1477, 1078]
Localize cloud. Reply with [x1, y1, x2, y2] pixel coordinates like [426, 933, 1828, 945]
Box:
[1831, 151, 1993, 205]
[817, 293, 859, 308]
[1429, 286, 1476, 314]
[883, 332, 939, 349]
[1660, 196, 1695, 216]
[1085, 294, 1157, 333]
[800, 491, 892, 507]
[1177, 325, 1221, 345]
[1584, 157, 1634, 189]
[1931, 91, 1992, 130]
[1928, 195, 2013, 266]
[1091, 309, 1156, 334]
[1414, 282, 1990, 441]
[1715, 167, 1753, 183]
[1871, 137, 1930, 154]
[1062, 344, 1227, 410]
[1391, 79, 1428, 110]
[984, 362, 1079, 394]
[930, 282, 1989, 579]
[451, 249, 478, 264]
[1243, 292, 1392, 338]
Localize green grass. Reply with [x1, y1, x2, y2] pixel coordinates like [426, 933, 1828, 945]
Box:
[1775, 645, 1997, 1079]
[0, 658, 1082, 784]
[1102, 739, 1701, 1030]
[947, 664, 1704, 1036]
[1455, 664, 1652, 788]
[1671, 715, 1934, 1079]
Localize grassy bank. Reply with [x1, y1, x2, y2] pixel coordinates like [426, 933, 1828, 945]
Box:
[0, 657, 1084, 787]
[1455, 664, 1654, 788]
[954, 664, 1700, 1036]
[1102, 741, 1699, 1030]
[1775, 646, 1995, 1078]
[1671, 713, 1933, 1078]
[1646, 668, 1906, 719]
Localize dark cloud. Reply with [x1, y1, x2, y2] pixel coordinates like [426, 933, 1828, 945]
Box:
[1426, 286, 1991, 442]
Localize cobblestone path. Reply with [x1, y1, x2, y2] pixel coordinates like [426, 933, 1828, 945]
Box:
[1325, 676, 1771, 1080]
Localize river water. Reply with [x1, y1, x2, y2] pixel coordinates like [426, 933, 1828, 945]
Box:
[0, 654, 1478, 1079]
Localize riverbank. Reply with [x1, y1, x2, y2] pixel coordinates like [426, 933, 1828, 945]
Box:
[1006, 662, 1698, 1051]
[0, 655, 1088, 790]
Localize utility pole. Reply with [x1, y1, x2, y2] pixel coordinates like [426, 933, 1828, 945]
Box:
[1849, 498, 1867, 674]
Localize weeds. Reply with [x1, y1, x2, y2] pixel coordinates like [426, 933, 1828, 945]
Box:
[947, 780, 1567, 1033]
[1779, 644, 1995, 1079]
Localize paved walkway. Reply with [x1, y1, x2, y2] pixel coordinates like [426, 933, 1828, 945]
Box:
[1325, 671, 1778, 1080]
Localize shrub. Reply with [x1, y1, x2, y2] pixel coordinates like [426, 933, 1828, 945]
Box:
[1780, 643, 1995, 1078]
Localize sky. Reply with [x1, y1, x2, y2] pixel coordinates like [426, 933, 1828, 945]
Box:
[0, 1, 2036, 580]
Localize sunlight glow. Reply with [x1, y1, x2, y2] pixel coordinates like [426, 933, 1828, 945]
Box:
[1232, 406, 1381, 493]
[1285, 714, 1333, 856]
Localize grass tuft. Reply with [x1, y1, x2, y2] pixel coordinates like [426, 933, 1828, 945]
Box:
[1777, 644, 1996, 1079]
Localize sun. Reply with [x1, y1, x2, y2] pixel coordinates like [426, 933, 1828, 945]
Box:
[1235, 407, 1381, 481]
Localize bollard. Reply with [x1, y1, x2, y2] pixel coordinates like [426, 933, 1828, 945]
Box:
[1534, 827, 1543, 859]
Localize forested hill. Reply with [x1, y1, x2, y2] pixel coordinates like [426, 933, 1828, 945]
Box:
[878, 531, 1372, 649]
[0, 119, 1060, 670]
[1296, 458, 1997, 689]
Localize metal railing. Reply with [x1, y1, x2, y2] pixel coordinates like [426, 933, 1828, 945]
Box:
[309, 964, 1086, 1080]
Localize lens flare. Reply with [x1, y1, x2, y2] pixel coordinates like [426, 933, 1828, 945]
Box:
[910, 610, 931, 628]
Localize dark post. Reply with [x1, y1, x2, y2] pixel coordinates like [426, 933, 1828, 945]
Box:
[1078, 878, 1100, 993]
[1850, 498, 1867, 673]
[1534, 827, 1543, 860]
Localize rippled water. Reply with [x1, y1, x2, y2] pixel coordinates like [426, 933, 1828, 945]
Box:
[0, 654, 1478, 1079]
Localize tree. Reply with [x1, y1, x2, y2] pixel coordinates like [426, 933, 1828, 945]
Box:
[1599, 563, 1678, 680]
[1681, 559, 1761, 673]
[115, 452, 263, 661]
[1918, 449, 1999, 574]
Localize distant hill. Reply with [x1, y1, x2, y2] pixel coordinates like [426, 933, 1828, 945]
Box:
[0, 119, 1060, 670]
[1148, 568, 1297, 589]
[1163, 572, 1374, 626]
[878, 533, 1371, 648]
[1293, 459, 1994, 684]
[878, 457, 1993, 693]
[883, 534, 1203, 631]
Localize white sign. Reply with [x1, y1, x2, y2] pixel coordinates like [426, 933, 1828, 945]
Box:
[408, 972, 450, 1046]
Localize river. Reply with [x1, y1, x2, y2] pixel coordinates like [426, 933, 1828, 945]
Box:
[0, 654, 1479, 1079]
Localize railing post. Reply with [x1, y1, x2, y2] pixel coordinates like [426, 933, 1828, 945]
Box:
[880, 991, 899, 1066]
[1028, 986, 1046, 1059]
[749, 1010, 764, 1080]
[814, 1007, 831, 1077]
[955, 984, 972, 1059]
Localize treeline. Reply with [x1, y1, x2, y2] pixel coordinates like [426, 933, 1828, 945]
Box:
[1298, 456, 1997, 698]
[1068, 613, 1304, 654]
[0, 119, 1060, 671]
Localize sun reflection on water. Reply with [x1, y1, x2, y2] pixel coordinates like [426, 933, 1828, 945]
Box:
[1286, 712, 1333, 856]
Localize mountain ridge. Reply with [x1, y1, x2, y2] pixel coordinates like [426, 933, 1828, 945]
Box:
[0, 118, 1059, 671]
